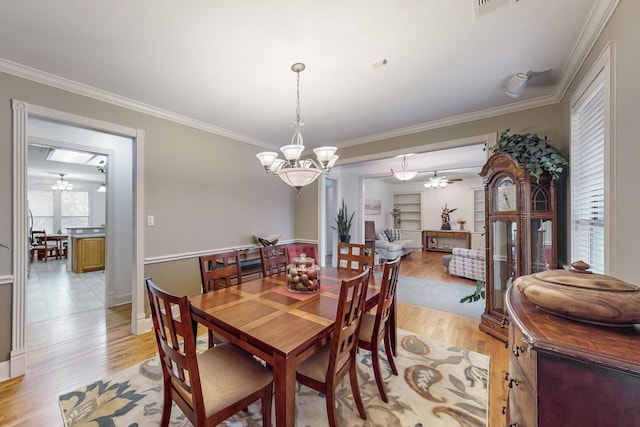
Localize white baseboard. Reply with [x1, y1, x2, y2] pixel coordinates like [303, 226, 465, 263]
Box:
[0, 359, 9, 383]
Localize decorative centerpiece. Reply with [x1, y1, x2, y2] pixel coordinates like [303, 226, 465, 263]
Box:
[286, 253, 320, 293]
[514, 261, 640, 327]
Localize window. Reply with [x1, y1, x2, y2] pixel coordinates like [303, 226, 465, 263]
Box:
[28, 190, 54, 234]
[28, 189, 91, 234]
[61, 191, 89, 231]
[570, 45, 612, 274]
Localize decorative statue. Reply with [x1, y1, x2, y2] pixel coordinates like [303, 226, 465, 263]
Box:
[441, 204, 458, 230]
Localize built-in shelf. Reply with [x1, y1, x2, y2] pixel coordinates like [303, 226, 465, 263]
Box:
[394, 192, 421, 231]
[473, 188, 485, 233]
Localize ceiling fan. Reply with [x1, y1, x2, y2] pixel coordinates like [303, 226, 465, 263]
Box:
[506, 68, 552, 98]
[423, 171, 462, 189]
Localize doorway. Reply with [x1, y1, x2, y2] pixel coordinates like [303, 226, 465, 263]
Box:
[9, 100, 145, 379]
[27, 142, 108, 324]
[324, 177, 338, 267]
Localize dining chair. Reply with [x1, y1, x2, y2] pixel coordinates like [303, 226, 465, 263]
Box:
[357, 256, 401, 402]
[145, 278, 273, 427]
[199, 250, 243, 347]
[199, 250, 243, 292]
[296, 267, 371, 427]
[30, 230, 58, 262]
[259, 244, 288, 277]
[285, 244, 319, 264]
[337, 242, 374, 277]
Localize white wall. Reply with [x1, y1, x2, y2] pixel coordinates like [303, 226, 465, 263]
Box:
[91, 189, 106, 226]
[363, 178, 394, 233]
[420, 177, 482, 231]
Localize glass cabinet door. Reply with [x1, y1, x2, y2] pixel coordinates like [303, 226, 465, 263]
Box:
[531, 219, 553, 273]
[491, 220, 517, 314]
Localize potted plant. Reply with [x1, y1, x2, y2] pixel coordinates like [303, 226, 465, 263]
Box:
[333, 199, 354, 243]
[390, 207, 401, 229]
[489, 129, 569, 181]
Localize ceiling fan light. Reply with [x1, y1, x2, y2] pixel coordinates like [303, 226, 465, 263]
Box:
[506, 72, 529, 98]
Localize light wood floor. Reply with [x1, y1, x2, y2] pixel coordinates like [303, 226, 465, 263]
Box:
[0, 251, 508, 426]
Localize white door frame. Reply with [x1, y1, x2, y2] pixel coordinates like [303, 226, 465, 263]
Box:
[10, 100, 146, 379]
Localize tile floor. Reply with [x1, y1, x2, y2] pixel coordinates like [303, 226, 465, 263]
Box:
[26, 258, 105, 324]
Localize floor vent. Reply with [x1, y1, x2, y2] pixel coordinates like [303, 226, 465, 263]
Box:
[474, 0, 513, 18]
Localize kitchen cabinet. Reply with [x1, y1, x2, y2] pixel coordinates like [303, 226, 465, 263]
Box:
[73, 236, 105, 273]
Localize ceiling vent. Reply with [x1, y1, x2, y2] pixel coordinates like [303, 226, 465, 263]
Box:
[474, 0, 513, 18]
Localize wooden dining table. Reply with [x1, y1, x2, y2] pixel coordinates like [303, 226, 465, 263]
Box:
[189, 267, 383, 427]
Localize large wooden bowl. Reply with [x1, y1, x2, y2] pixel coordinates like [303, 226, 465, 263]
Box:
[514, 261, 640, 327]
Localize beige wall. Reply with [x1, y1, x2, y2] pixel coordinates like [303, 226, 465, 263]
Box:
[338, 104, 568, 162]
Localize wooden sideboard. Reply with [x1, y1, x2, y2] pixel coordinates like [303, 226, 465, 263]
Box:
[422, 230, 470, 253]
[505, 285, 640, 426]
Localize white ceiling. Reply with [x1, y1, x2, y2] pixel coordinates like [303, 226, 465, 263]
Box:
[3, 1, 615, 184]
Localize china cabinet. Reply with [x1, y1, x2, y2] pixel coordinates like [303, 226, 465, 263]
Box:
[479, 153, 557, 341]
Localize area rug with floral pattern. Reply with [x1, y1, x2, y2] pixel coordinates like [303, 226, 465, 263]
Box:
[59, 329, 489, 426]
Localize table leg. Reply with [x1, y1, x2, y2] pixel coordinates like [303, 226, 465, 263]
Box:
[273, 353, 297, 427]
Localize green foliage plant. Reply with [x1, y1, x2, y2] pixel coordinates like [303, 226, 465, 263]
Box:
[459, 280, 486, 303]
[489, 129, 569, 181]
[390, 207, 401, 229]
[333, 199, 354, 237]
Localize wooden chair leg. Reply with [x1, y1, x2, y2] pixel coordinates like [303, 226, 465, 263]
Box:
[384, 333, 398, 376]
[371, 344, 388, 403]
[349, 363, 367, 420]
[325, 386, 339, 427]
[160, 386, 172, 427]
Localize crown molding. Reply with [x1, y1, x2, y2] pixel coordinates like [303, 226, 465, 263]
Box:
[0, 58, 273, 149]
[554, 0, 620, 101]
[337, 94, 557, 149]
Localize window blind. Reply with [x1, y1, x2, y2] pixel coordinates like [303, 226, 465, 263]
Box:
[570, 81, 605, 273]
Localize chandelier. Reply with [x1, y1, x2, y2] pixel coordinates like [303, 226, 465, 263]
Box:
[51, 173, 73, 191]
[392, 154, 418, 182]
[256, 63, 338, 196]
[424, 171, 448, 189]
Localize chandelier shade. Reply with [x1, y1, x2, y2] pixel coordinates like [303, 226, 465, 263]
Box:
[392, 154, 417, 182]
[394, 171, 418, 181]
[256, 62, 338, 197]
[276, 167, 322, 189]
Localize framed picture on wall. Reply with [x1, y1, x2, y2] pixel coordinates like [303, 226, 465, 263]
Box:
[365, 199, 382, 215]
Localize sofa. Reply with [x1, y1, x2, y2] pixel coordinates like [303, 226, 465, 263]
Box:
[447, 247, 485, 282]
[375, 229, 423, 261]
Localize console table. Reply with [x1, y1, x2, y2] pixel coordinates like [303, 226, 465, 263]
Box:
[422, 230, 470, 253]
